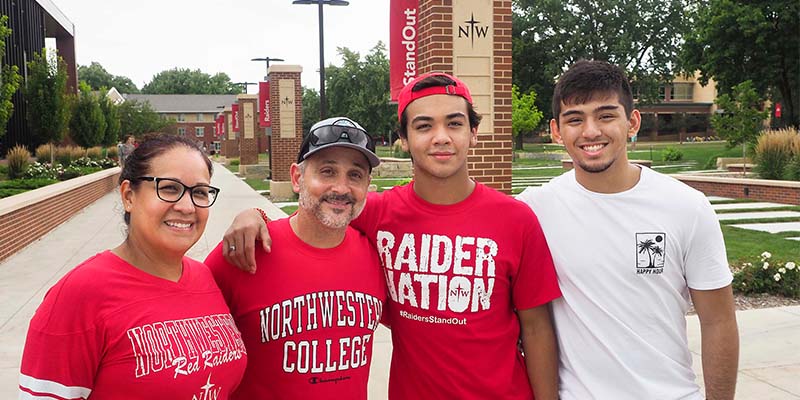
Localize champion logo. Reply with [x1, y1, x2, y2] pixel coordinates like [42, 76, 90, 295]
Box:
[339, 132, 349, 139]
[636, 232, 666, 275]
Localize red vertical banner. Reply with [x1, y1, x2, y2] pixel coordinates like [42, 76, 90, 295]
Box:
[232, 104, 240, 132]
[215, 115, 225, 137]
[259, 81, 271, 128]
[390, 0, 419, 101]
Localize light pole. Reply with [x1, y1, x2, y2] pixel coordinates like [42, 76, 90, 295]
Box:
[233, 82, 258, 94]
[251, 57, 284, 81]
[292, 0, 349, 120]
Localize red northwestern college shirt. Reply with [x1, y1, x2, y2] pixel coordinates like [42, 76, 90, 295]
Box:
[206, 219, 386, 400]
[19, 251, 247, 399]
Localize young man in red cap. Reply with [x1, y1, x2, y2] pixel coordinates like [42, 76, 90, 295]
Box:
[223, 73, 561, 399]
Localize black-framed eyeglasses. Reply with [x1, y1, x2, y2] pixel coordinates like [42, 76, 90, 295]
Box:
[135, 177, 220, 208]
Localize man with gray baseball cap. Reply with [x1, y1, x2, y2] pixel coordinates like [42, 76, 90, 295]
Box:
[205, 116, 386, 399]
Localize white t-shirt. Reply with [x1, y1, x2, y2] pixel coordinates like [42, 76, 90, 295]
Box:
[517, 166, 732, 400]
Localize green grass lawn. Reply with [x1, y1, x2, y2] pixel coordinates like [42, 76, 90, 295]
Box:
[243, 178, 270, 191]
[722, 225, 800, 265]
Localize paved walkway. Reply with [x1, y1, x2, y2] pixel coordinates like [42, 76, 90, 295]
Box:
[0, 164, 797, 398]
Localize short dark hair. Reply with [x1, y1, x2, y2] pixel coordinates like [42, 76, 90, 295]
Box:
[119, 134, 212, 225]
[398, 74, 482, 138]
[552, 60, 634, 125]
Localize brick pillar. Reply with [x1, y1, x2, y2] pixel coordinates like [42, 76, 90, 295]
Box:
[237, 94, 259, 166]
[267, 65, 304, 200]
[223, 109, 239, 158]
[418, 0, 512, 193]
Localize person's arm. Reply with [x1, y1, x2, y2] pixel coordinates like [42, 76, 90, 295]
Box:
[690, 285, 739, 400]
[222, 208, 272, 273]
[518, 305, 558, 400]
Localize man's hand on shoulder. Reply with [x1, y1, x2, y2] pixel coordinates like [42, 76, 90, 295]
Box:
[223, 208, 271, 273]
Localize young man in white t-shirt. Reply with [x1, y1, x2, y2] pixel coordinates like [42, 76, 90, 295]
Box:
[516, 60, 739, 400]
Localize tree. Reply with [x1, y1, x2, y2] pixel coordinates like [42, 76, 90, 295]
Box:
[326, 43, 395, 141]
[711, 80, 769, 151]
[78, 62, 139, 93]
[0, 15, 22, 139]
[98, 89, 121, 146]
[513, 0, 691, 120]
[302, 87, 320, 134]
[70, 82, 107, 147]
[142, 68, 238, 94]
[681, 0, 799, 127]
[25, 48, 71, 147]
[511, 85, 544, 150]
[118, 99, 174, 136]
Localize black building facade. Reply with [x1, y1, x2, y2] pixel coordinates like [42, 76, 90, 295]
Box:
[0, 0, 75, 155]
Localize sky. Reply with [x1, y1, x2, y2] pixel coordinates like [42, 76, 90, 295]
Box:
[48, 0, 391, 94]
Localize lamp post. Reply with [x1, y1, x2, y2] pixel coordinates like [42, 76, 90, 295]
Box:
[251, 57, 284, 81]
[292, 0, 349, 120]
[233, 82, 258, 94]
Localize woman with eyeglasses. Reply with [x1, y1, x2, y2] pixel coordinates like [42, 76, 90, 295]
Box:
[19, 134, 247, 399]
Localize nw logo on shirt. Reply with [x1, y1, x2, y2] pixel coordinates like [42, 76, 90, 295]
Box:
[636, 232, 666, 275]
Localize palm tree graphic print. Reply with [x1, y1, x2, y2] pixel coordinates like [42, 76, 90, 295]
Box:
[636, 233, 666, 270]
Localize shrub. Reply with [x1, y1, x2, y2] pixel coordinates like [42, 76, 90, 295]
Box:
[785, 154, 800, 181]
[662, 147, 684, 162]
[392, 139, 410, 158]
[35, 143, 55, 163]
[0, 188, 26, 198]
[71, 156, 99, 168]
[733, 252, 800, 299]
[105, 145, 118, 160]
[59, 164, 82, 181]
[755, 128, 796, 180]
[69, 145, 85, 161]
[6, 145, 30, 179]
[0, 178, 58, 190]
[86, 146, 103, 160]
[55, 145, 72, 166]
[229, 158, 240, 167]
[24, 162, 62, 180]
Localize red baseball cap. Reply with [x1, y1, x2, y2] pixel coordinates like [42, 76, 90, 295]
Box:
[396, 72, 473, 121]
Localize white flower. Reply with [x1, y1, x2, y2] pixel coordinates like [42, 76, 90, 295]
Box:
[744, 262, 752, 267]
[786, 262, 796, 270]
[762, 251, 772, 259]
[763, 262, 770, 270]
[774, 273, 781, 282]
[779, 268, 787, 274]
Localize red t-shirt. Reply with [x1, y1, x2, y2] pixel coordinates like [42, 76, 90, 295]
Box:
[205, 218, 386, 400]
[19, 251, 248, 400]
[353, 182, 561, 400]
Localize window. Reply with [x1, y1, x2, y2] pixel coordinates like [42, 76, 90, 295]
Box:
[658, 85, 666, 101]
[670, 83, 694, 101]
[197, 113, 204, 122]
[177, 127, 186, 136]
[195, 127, 205, 137]
[177, 114, 186, 122]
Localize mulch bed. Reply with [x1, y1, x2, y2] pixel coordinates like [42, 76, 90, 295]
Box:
[687, 293, 800, 315]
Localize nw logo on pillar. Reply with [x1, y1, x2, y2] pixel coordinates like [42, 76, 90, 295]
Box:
[282, 96, 293, 106]
[458, 13, 489, 48]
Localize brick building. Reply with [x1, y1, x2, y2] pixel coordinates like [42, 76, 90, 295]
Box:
[122, 94, 269, 154]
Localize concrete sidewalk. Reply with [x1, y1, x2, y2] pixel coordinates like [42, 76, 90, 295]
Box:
[0, 163, 797, 399]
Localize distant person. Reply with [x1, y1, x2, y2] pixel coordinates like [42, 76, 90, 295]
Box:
[517, 60, 739, 399]
[205, 117, 385, 399]
[118, 135, 135, 167]
[223, 73, 561, 399]
[19, 135, 247, 399]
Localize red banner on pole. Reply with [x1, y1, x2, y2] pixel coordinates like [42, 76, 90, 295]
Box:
[776, 102, 782, 118]
[215, 115, 225, 137]
[390, 0, 419, 101]
[232, 104, 240, 133]
[259, 81, 271, 128]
